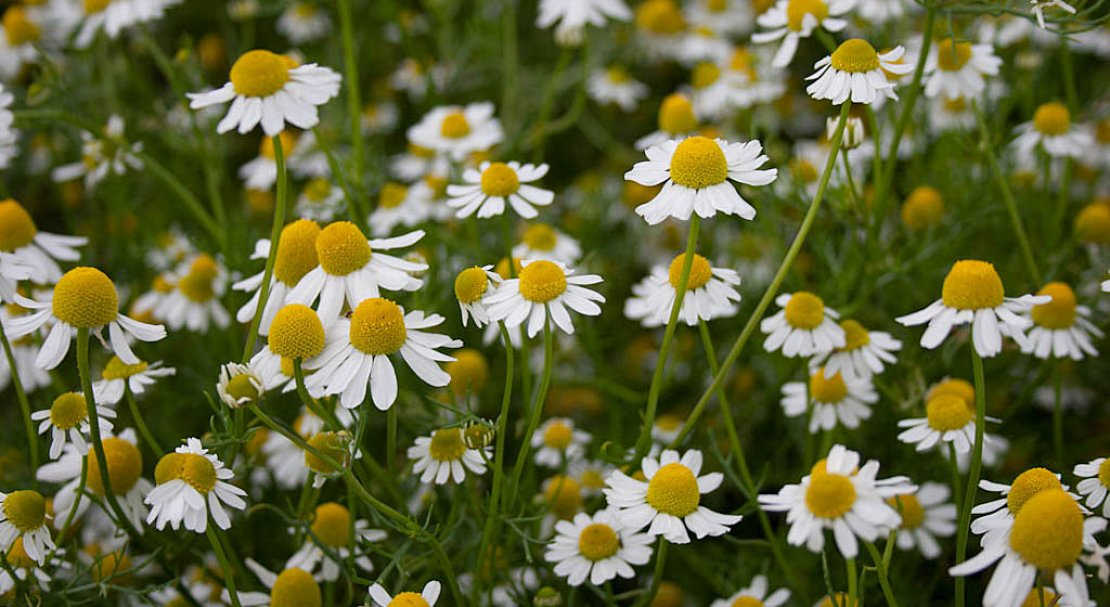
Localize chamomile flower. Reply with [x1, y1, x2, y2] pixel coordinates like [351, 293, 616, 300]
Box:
[276, 3, 331, 44]
[239, 131, 329, 191]
[855, 0, 908, 24]
[234, 219, 321, 335]
[6, 267, 166, 370]
[536, 0, 631, 42]
[636, 94, 700, 151]
[533, 417, 591, 468]
[407, 103, 503, 162]
[1012, 102, 1093, 159]
[188, 49, 341, 136]
[485, 259, 605, 337]
[155, 253, 230, 333]
[1021, 282, 1102, 359]
[929, 96, 977, 133]
[216, 362, 266, 409]
[51, 114, 143, 190]
[896, 260, 1049, 358]
[969, 468, 1073, 547]
[752, 0, 854, 68]
[806, 40, 913, 105]
[145, 437, 247, 533]
[781, 366, 877, 433]
[31, 392, 114, 460]
[688, 61, 736, 121]
[407, 426, 490, 485]
[91, 356, 174, 406]
[0, 537, 60, 596]
[897, 392, 986, 454]
[0, 6, 42, 81]
[759, 445, 915, 558]
[761, 292, 846, 357]
[1074, 457, 1110, 518]
[361, 101, 399, 135]
[304, 298, 461, 410]
[513, 223, 581, 265]
[545, 509, 653, 587]
[625, 135, 777, 225]
[75, 0, 180, 48]
[233, 560, 321, 607]
[710, 575, 791, 607]
[289, 222, 426, 321]
[369, 182, 429, 236]
[624, 253, 741, 327]
[0, 490, 53, 565]
[604, 448, 741, 544]
[810, 320, 901, 380]
[651, 414, 686, 446]
[587, 67, 649, 112]
[447, 161, 553, 220]
[454, 265, 500, 328]
[0, 199, 85, 291]
[0, 310, 50, 394]
[287, 502, 384, 581]
[369, 581, 441, 607]
[924, 39, 1002, 100]
[685, 0, 754, 37]
[888, 483, 957, 559]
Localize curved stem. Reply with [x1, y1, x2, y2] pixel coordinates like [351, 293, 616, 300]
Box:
[206, 524, 243, 607]
[241, 134, 288, 362]
[954, 347, 988, 607]
[507, 312, 555, 507]
[865, 540, 900, 607]
[0, 322, 38, 486]
[124, 384, 163, 455]
[476, 323, 515, 579]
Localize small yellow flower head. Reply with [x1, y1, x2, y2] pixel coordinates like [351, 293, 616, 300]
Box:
[101, 356, 149, 380]
[260, 131, 298, 159]
[839, 320, 870, 351]
[926, 378, 974, 409]
[691, 62, 721, 90]
[1008, 489, 1083, 571]
[219, 363, 263, 408]
[830, 39, 881, 73]
[246, 188, 274, 214]
[1032, 102, 1070, 136]
[786, 0, 829, 31]
[805, 467, 856, 519]
[309, 502, 351, 548]
[887, 493, 925, 529]
[274, 219, 322, 286]
[925, 394, 972, 431]
[446, 349, 489, 397]
[178, 254, 220, 303]
[349, 298, 407, 356]
[480, 163, 521, 197]
[1030, 282, 1076, 329]
[646, 463, 701, 517]
[87, 438, 143, 495]
[270, 567, 322, 607]
[155, 451, 217, 494]
[578, 522, 620, 561]
[304, 431, 351, 477]
[428, 427, 467, 462]
[533, 586, 564, 607]
[522, 223, 558, 252]
[635, 0, 686, 35]
[196, 33, 227, 72]
[651, 582, 686, 607]
[935, 39, 972, 72]
[2, 6, 42, 46]
[657, 93, 697, 135]
[378, 182, 408, 209]
[0, 199, 38, 252]
[53, 267, 119, 328]
[669, 136, 728, 189]
[316, 221, 371, 276]
[543, 475, 583, 520]
[668, 253, 713, 291]
[901, 186, 945, 230]
[454, 266, 489, 304]
[783, 291, 826, 329]
[229, 50, 298, 97]
[940, 260, 1004, 311]
[268, 304, 325, 360]
[440, 111, 471, 139]
[50, 392, 88, 430]
[2, 490, 47, 532]
[1074, 202, 1110, 245]
[463, 420, 495, 450]
[84, 0, 112, 15]
[518, 260, 567, 303]
[623, 181, 662, 209]
[1006, 467, 1063, 515]
[494, 256, 523, 280]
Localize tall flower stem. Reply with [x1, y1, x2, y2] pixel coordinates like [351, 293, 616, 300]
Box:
[507, 313, 555, 507]
[632, 215, 701, 458]
[241, 134, 288, 361]
[954, 347, 988, 607]
[0, 322, 38, 485]
[636, 540, 669, 607]
[846, 557, 858, 606]
[476, 324, 515, 579]
[337, 0, 363, 184]
[206, 524, 243, 607]
[124, 385, 163, 455]
[865, 541, 900, 607]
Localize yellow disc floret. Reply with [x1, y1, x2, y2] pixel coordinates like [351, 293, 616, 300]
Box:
[668, 253, 713, 291]
[2, 490, 46, 532]
[926, 378, 974, 411]
[658, 94, 697, 135]
[2, 7, 40, 47]
[522, 223, 557, 252]
[1030, 282, 1076, 329]
[1008, 489, 1082, 571]
[303, 177, 332, 203]
[925, 394, 972, 431]
[0, 199, 38, 252]
[178, 254, 220, 303]
[440, 111, 470, 139]
[454, 267, 490, 304]
[635, 0, 686, 35]
[542, 420, 574, 450]
[101, 356, 149, 380]
[809, 368, 848, 404]
[669, 136, 727, 189]
[53, 267, 119, 328]
[1074, 202, 1110, 245]
[480, 163, 520, 197]
[731, 598, 764, 607]
[154, 452, 216, 494]
[387, 593, 430, 607]
[935, 40, 972, 72]
[446, 349, 489, 396]
[310, 502, 351, 548]
[805, 471, 856, 518]
[646, 463, 701, 517]
[269, 304, 325, 360]
[692, 63, 721, 89]
[784, 291, 825, 329]
[229, 50, 294, 97]
[830, 39, 881, 73]
[1020, 589, 1057, 607]
[316, 221, 371, 276]
[349, 298, 407, 356]
[544, 475, 583, 520]
[270, 567, 322, 607]
[518, 260, 568, 303]
[1006, 467, 1062, 514]
[50, 392, 88, 430]
[941, 260, 1004, 310]
[379, 182, 408, 209]
[428, 428, 467, 461]
[786, 0, 828, 31]
[87, 438, 143, 495]
[578, 523, 621, 561]
[901, 186, 945, 230]
[274, 219, 322, 286]
[887, 494, 925, 529]
[839, 320, 870, 351]
[1032, 102, 1070, 136]
[6, 537, 36, 569]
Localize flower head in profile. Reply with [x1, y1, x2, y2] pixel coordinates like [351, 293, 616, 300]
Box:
[752, 0, 854, 68]
[486, 259, 605, 337]
[154, 253, 231, 333]
[1021, 281, 1102, 359]
[1012, 102, 1093, 160]
[924, 39, 1001, 100]
[545, 509, 653, 586]
[234, 219, 322, 335]
[407, 102, 503, 162]
[897, 390, 989, 455]
[231, 560, 321, 607]
[513, 223, 582, 265]
[533, 417, 592, 468]
[447, 161, 554, 219]
[624, 253, 741, 327]
[286, 502, 384, 582]
[369, 581, 441, 607]
[810, 319, 901, 380]
[807, 39, 913, 105]
[0, 490, 54, 566]
[145, 437, 247, 533]
[888, 482, 957, 559]
[709, 575, 791, 607]
[92, 356, 175, 405]
[407, 426, 490, 485]
[31, 391, 114, 460]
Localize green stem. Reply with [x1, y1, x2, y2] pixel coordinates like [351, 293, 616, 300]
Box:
[1052, 362, 1063, 468]
[0, 322, 38, 486]
[947, 443, 963, 511]
[1060, 37, 1077, 112]
[124, 384, 163, 455]
[954, 347, 988, 607]
[865, 541, 900, 607]
[846, 557, 858, 607]
[337, 0, 363, 184]
[636, 540, 669, 607]
[241, 134, 288, 362]
[206, 524, 243, 607]
[387, 407, 397, 472]
[313, 127, 368, 230]
[507, 312, 555, 507]
[476, 323, 515, 577]
[530, 47, 573, 162]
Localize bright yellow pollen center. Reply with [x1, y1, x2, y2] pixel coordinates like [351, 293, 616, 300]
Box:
[50, 392, 88, 430]
[428, 428, 467, 461]
[179, 254, 219, 303]
[518, 260, 567, 303]
[732, 598, 765, 607]
[225, 373, 260, 402]
[310, 502, 351, 548]
[941, 260, 1005, 310]
[545, 475, 583, 520]
[1075, 203, 1110, 245]
[316, 221, 371, 276]
[542, 421, 574, 449]
[635, 0, 686, 35]
[440, 112, 471, 139]
[303, 178, 332, 203]
[888, 494, 925, 529]
[349, 298, 407, 356]
[379, 182, 408, 209]
[669, 136, 727, 189]
[155, 452, 216, 494]
[646, 463, 701, 517]
[784, 291, 826, 329]
[1006, 467, 1063, 514]
[270, 568, 322, 607]
[936, 40, 972, 71]
[1032, 102, 1070, 136]
[53, 267, 119, 328]
[786, 0, 828, 31]
[809, 368, 848, 403]
[495, 256, 523, 280]
[3, 7, 41, 46]
[6, 538, 35, 569]
[1031, 282, 1076, 329]
[454, 267, 489, 304]
[387, 593, 430, 607]
[101, 356, 148, 380]
[668, 253, 713, 291]
[274, 219, 322, 286]
[658, 94, 697, 135]
[830, 39, 881, 73]
[805, 471, 856, 518]
[480, 163, 520, 197]
[1098, 459, 1110, 488]
[0, 200, 38, 252]
[926, 378, 974, 410]
[1096, 119, 1110, 143]
[925, 394, 972, 431]
[84, 0, 112, 13]
[448, 349, 489, 395]
[578, 523, 620, 561]
[294, 3, 317, 17]
[269, 304, 325, 360]
[707, 0, 729, 11]
[229, 50, 294, 97]
[692, 63, 721, 89]
[902, 186, 945, 230]
[581, 468, 606, 489]
[88, 438, 143, 495]
[2, 490, 46, 532]
[522, 223, 557, 251]
[1009, 489, 1083, 571]
[424, 175, 448, 199]
[837, 319, 870, 350]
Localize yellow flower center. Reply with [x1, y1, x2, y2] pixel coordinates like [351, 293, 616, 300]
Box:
[84, 0, 112, 14]
[707, 0, 729, 11]
[791, 159, 819, 183]
[269, 304, 325, 360]
[581, 468, 606, 490]
[668, 253, 713, 291]
[53, 267, 119, 328]
[388, 593, 430, 607]
[926, 378, 974, 410]
[101, 356, 148, 380]
[408, 143, 435, 159]
[542, 421, 574, 450]
[440, 111, 471, 139]
[2, 7, 41, 46]
[925, 394, 972, 431]
[1032, 102, 1070, 136]
[809, 368, 848, 403]
[1030, 282, 1076, 329]
[316, 221, 371, 276]
[6, 537, 35, 569]
[428, 428, 467, 461]
[229, 50, 295, 97]
[225, 373, 261, 402]
[379, 182, 408, 209]
[294, 3, 317, 17]
[544, 475, 583, 520]
[154, 452, 216, 494]
[88, 438, 143, 495]
[1074, 202, 1110, 245]
[270, 568, 321, 607]
[495, 256, 523, 280]
[635, 0, 686, 35]
[1096, 118, 1110, 144]
[454, 267, 489, 304]
[805, 471, 856, 518]
[1020, 589, 1057, 607]
[646, 463, 701, 517]
[1008, 489, 1083, 571]
[447, 349, 489, 396]
[786, 0, 828, 31]
[941, 260, 1004, 310]
[310, 502, 351, 548]
[669, 136, 728, 190]
[658, 94, 697, 135]
[606, 66, 631, 83]
[522, 223, 557, 251]
[0, 199, 38, 252]
[479, 163, 520, 197]
[274, 219, 322, 286]
[691, 63, 721, 89]
[178, 254, 220, 303]
[304, 431, 349, 475]
[656, 414, 683, 432]
[518, 260, 567, 303]
[261, 131, 298, 159]
[830, 39, 880, 73]
[838, 320, 870, 351]
[423, 175, 448, 199]
[303, 178, 332, 203]
[49, 392, 88, 430]
[901, 186, 945, 230]
[1006, 467, 1063, 515]
[578, 523, 620, 561]
[349, 298, 407, 356]
[935, 39, 972, 72]
[1098, 459, 1110, 488]
[783, 291, 825, 329]
[887, 494, 925, 529]
[944, 97, 968, 112]
[2, 490, 45, 532]
[731, 598, 764, 607]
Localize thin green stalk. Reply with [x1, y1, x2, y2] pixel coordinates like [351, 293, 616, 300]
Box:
[0, 322, 38, 485]
[865, 541, 900, 607]
[508, 312, 555, 507]
[632, 215, 701, 458]
[846, 557, 858, 607]
[1060, 37, 1077, 112]
[636, 540, 669, 607]
[947, 443, 964, 510]
[313, 127, 368, 230]
[134, 151, 224, 249]
[476, 323, 515, 578]
[206, 524, 243, 607]
[124, 385, 163, 455]
[337, 0, 364, 183]
[241, 134, 288, 362]
[954, 347, 988, 607]
[1052, 362, 1063, 468]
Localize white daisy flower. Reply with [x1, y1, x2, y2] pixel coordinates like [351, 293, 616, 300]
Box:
[650, 414, 685, 446]
[0, 6, 41, 81]
[512, 223, 581, 265]
[634, 93, 699, 151]
[75, 0, 180, 48]
[453, 264, 501, 328]
[710, 575, 791, 607]
[276, 3, 331, 44]
[924, 39, 1002, 100]
[407, 102, 503, 162]
[533, 417, 591, 468]
[896, 260, 1049, 358]
[407, 426, 490, 485]
[545, 509, 653, 587]
[0, 536, 62, 596]
[806, 40, 913, 105]
[447, 161, 553, 220]
[688, 61, 737, 121]
[485, 259, 605, 337]
[1020, 281, 1102, 359]
[855, 0, 909, 24]
[31, 392, 115, 460]
[587, 67, 649, 112]
[570, 458, 615, 498]
[968, 468, 1075, 548]
[233, 219, 321, 336]
[297, 178, 343, 223]
[231, 559, 321, 607]
[0, 199, 86, 291]
[216, 361, 267, 410]
[761, 291, 846, 358]
[51, 114, 143, 190]
[625, 135, 777, 226]
[781, 366, 877, 433]
[361, 101, 399, 135]
[674, 27, 732, 66]
[304, 298, 461, 410]
[259, 409, 349, 490]
[759, 444, 915, 558]
[897, 391, 991, 455]
[752, 0, 854, 68]
[369, 581, 441, 607]
[604, 448, 741, 544]
[1012, 102, 1093, 160]
[1074, 457, 1110, 518]
[929, 96, 977, 133]
[810, 320, 901, 381]
[632, 0, 687, 60]
[145, 437, 247, 533]
[288, 222, 426, 322]
[188, 49, 341, 137]
[6, 267, 166, 370]
[369, 182, 431, 237]
[888, 482, 957, 559]
[536, 0, 631, 42]
[685, 0, 754, 37]
[93, 357, 173, 404]
[154, 253, 230, 333]
[391, 143, 447, 182]
[0, 490, 54, 566]
[624, 253, 741, 327]
[286, 502, 385, 582]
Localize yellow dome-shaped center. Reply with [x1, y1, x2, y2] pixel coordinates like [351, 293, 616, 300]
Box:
[53, 267, 119, 328]
[839, 319, 870, 350]
[269, 304, 325, 360]
[544, 475, 583, 520]
[480, 163, 520, 197]
[786, 0, 828, 31]
[646, 463, 701, 517]
[830, 39, 880, 73]
[518, 260, 568, 303]
[935, 39, 972, 72]
[154, 451, 216, 494]
[230, 50, 295, 97]
[179, 255, 220, 303]
[522, 223, 557, 252]
[428, 428, 467, 461]
[791, 159, 819, 184]
[901, 186, 944, 230]
[1032, 102, 1070, 136]
[379, 182, 408, 209]
[731, 597, 765, 607]
[692, 63, 721, 89]
[454, 267, 489, 304]
[50, 392, 88, 430]
[1075, 203, 1110, 245]
[270, 567, 321, 607]
[668, 253, 713, 291]
[447, 349, 489, 396]
[542, 420, 574, 450]
[388, 592, 430, 607]
[302, 178, 332, 203]
[316, 221, 371, 276]
[1008, 489, 1082, 571]
[926, 378, 974, 410]
[805, 471, 856, 518]
[658, 94, 697, 135]
[440, 111, 471, 139]
[1006, 467, 1062, 514]
[349, 298, 407, 356]
[101, 356, 148, 380]
[2, 490, 46, 532]
[925, 394, 972, 431]
[261, 131, 299, 160]
[669, 136, 728, 189]
[887, 493, 925, 529]
[578, 522, 620, 561]
[606, 66, 631, 83]
[3, 7, 41, 46]
[635, 0, 686, 35]
[88, 438, 143, 495]
[1031, 282, 1076, 329]
[941, 260, 1004, 310]
[274, 219, 322, 286]
[0, 199, 38, 252]
[809, 368, 848, 403]
[310, 502, 351, 548]
[784, 291, 826, 329]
